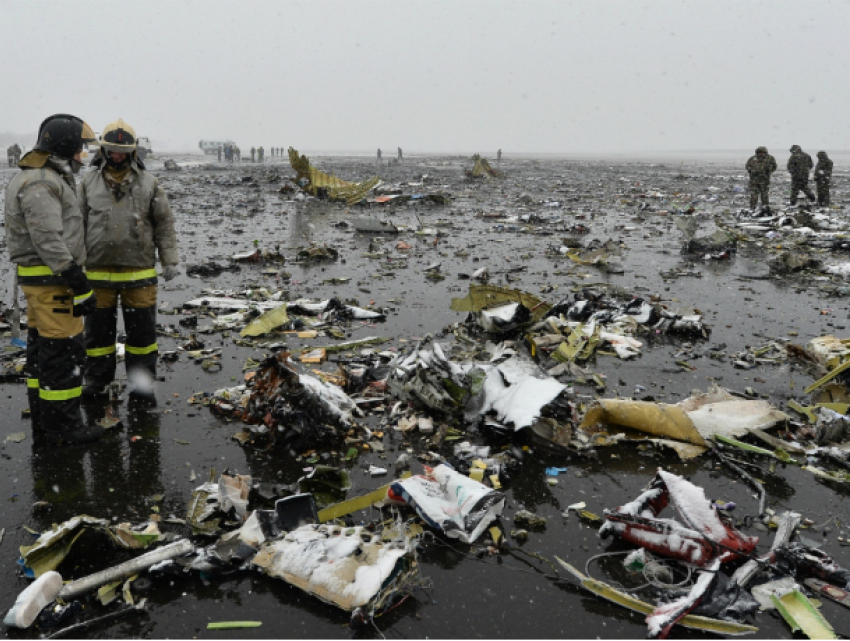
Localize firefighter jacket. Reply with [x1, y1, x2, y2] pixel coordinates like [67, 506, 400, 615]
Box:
[4, 151, 86, 285]
[79, 160, 179, 288]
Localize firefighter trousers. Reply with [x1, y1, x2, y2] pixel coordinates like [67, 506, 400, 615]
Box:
[20, 285, 86, 432]
[84, 285, 158, 393]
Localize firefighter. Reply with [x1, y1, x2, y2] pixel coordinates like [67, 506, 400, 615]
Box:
[4, 114, 101, 445]
[79, 119, 180, 401]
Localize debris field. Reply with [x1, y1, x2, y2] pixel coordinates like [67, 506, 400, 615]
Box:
[2, 151, 850, 638]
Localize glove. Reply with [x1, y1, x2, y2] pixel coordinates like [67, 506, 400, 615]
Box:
[60, 262, 97, 316]
[162, 265, 180, 282]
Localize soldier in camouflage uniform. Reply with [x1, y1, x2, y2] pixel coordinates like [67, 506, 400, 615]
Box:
[814, 151, 833, 207]
[787, 144, 815, 205]
[745, 146, 777, 210]
[7, 143, 21, 167]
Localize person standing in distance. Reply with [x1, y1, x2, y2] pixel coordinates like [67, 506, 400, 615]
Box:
[745, 146, 777, 212]
[814, 151, 833, 207]
[4, 114, 102, 445]
[787, 144, 816, 206]
[79, 119, 179, 401]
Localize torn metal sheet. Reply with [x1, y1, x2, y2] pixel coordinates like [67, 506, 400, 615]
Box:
[450, 285, 552, 323]
[287, 297, 386, 322]
[465, 154, 503, 179]
[550, 321, 601, 363]
[804, 359, 850, 394]
[297, 466, 351, 508]
[20, 516, 121, 577]
[289, 147, 380, 205]
[581, 398, 704, 446]
[240, 304, 289, 337]
[387, 338, 572, 435]
[554, 557, 758, 636]
[475, 302, 533, 335]
[545, 289, 710, 338]
[804, 579, 850, 610]
[206, 353, 363, 447]
[219, 474, 251, 520]
[187, 471, 224, 535]
[251, 522, 419, 613]
[185, 472, 251, 534]
[809, 335, 850, 372]
[112, 521, 163, 550]
[647, 559, 720, 639]
[249, 353, 360, 429]
[771, 590, 836, 639]
[600, 470, 758, 567]
[580, 385, 789, 449]
[317, 472, 412, 523]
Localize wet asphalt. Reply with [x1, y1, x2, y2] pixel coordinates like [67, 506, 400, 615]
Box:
[1, 153, 850, 638]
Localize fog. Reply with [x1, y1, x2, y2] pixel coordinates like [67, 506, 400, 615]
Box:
[1, 0, 848, 155]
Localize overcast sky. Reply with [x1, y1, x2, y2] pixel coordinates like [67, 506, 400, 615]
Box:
[1, 0, 848, 155]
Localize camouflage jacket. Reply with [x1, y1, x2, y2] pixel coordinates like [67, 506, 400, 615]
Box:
[787, 151, 813, 178]
[815, 157, 833, 181]
[746, 154, 777, 181]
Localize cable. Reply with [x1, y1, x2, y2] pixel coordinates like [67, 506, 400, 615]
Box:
[584, 550, 653, 592]
[643, 558, 694, 589]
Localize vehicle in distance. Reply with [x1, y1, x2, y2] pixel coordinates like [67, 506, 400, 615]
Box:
[199, 139, 236, 155]
[137, 137, 152, 161]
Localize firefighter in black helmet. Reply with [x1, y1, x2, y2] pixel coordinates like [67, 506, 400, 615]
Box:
[79, 119, 179, 402]
[4, 114, 103, 445]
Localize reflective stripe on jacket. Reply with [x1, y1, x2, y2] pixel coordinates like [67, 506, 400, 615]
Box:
[86, 266, 158, 289]
[4, 162, 86, 285]
[80, 164, 179, 270]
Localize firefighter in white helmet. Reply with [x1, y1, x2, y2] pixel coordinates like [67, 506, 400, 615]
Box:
[79, 119, 179, 401]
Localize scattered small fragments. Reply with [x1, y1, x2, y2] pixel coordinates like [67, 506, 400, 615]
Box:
[4, 152, 850, 638]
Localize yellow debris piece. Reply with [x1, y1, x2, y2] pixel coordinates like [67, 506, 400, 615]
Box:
[489, 526, 502, 545]
[581, 399, 706, 446]
[289, 147, 380, 205]
[555, 557, 759, 636]
[468, 154, 503, 179]
[450, 284, 552, 321]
